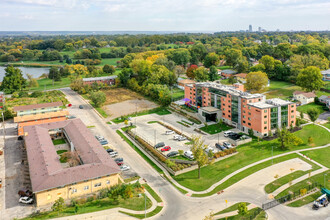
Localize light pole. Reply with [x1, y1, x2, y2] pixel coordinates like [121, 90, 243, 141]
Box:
[324, 174, 327, 187]
[2, 112, 5, 150]
[154, 130, 156, 146]
[144, 179, 147, 219]
[218, 132, 219, 144]
[272, 146, 273, 165]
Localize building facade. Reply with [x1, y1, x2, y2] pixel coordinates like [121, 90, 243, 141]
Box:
[293, 91, 316, 105]
[83, 76, 117, 86]
[185, 82, 296, 137]
[13, 102, 63, 116]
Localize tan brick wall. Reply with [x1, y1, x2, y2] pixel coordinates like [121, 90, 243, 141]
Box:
[19, 116, 67, 136]
[35, 174, 120, 207]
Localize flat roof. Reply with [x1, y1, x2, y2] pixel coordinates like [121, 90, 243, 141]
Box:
[248, 102, 275, 109]
[14, 110, 69, 123]
[24, 118, 120, 193]
[13, 101, 63, 112]
[201, 106, 220, 113]
[83, 75, 117, 82]
[266, 98, 294, 106]
[221, 69, 237, 74]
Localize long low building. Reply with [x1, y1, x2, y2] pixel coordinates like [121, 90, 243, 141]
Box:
[24, 118, 121, 206]
[83, 75, 117, 86]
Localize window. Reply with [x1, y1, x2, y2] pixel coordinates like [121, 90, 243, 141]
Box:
[243, 100, 245, 103]
[228, 110, 231, 113]
[243, 105, 246, 108]
[264, 115, 267, 118]
[248, 112, 251, 115]
[248, 106, 251, 110]
[243, 116, 246, 119]
[248, 117, 251, 121]
[258, 99, 261, 101]
[228, 105, 231, 108]
[94, 183, 101, 187]
[106, 180, 110, 184]
[243, 120, 246, 123]
[84, 186, 89, 190]
[243, 110, 246, 113]
[249, 100, 252, 103]
[264, 121, 267, 124]
[264, 127, 267, 129]
[223, 113, 225, 116]
[291, 110, 294, 113]
[223, 108, 225, 111]
[248, 123, 251, 126]
[291, 105, 294, 108]
[72, 189, 77, 194]
[223, 103, 225, 106]
[291, 115, 294, 118]
[264, 110, 267, 113]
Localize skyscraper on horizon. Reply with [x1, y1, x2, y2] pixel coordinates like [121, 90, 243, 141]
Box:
[258, 27, 262, 32]
[249, 25, 252, 32]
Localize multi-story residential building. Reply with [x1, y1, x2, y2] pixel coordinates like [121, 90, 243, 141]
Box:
[23, 119, 121, 206]
[184, 82, 296, 137]
[13, 101, 63, 116]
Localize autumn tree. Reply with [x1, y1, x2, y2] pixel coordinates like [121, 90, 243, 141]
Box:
[245, 71, 268, 92]
[103, 64, 116, 74]
[203, 52, 220, 68]
[26, 74, 39, 88]
[190, 136, 209, 179]
[186, 65, 198, 79]
[296, 66, 324, 92]
[194, 67, 209, 82]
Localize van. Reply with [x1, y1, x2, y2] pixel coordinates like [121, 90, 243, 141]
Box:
[224, 131, 233, 137]
[184, 151, 194, 160]
[154, 142, 165, 149]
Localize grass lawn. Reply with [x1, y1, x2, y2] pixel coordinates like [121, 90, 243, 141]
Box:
[56, 150, 68, 154]
[22, 193, 152, 220]
[26, 77, 71, 92]
[147, 121, 158, 124]
[143, 184, 162, 202]
[287, 191, 322, 207]
[324, 123, 330, 130]
[301, 147, 330, 168]
[214, 202, 250, 215]
[97, 58, 121, 66]
[112, 107, 171, 124]
[264, 156, 321, 193]
[163, 174, 188, 194]
[95, 106, 109, 118]
[52, 139, 66, 145]
[267, 81, 294, 91]
[200, 123, 232, 134]
[217, 207, 263, 220]
[116, 129, 163, 173]
[297, 103, 326, 114]
[275, 170, 330, 199]
[174, 124, 330, 193]
[119, 206, 163, 219]
[172, 155, 191, 161]
[171, 87, 184, 100]
[217, 66, 232, 70]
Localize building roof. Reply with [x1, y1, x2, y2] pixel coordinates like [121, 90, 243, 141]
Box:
[321, 69, 330, 74]
[24, 119, 120, 193]
[14, 110, 69, 123]
[248, 102, 275, 109]
[319, 95, 330, 101]
[221, 69, 237, 75]
[201, 106, 220, 113]
[82, 75, 117, 82]
[293, 91, 316, 98]
[234, 73, 247, 78]
[266, 98, 294, 106]
[178, 79, 196, 85]
[13, 102, 63, 112]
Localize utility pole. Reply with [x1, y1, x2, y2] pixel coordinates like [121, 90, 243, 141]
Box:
[2, 112, 5, 150]
[272, 146, 273, 165]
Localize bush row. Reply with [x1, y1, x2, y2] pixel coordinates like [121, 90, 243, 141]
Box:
[213, 148, 237, 158]
[169, 105, 202, 125]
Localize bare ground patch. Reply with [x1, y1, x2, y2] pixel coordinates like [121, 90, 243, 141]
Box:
[103, 88, 145, 105]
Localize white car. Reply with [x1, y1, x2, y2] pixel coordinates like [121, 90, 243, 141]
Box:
[223, 142, 232, 149]
[178, 136, 187, 141]
[184, 151, 194, 160]
[19, 196, 33, 204]
[165, 130, 175, 135]
[224, 131, 234, 137]
[109, 151, 118, 157]
[120, 165, 130, 171]
[205, 147, 216, 154]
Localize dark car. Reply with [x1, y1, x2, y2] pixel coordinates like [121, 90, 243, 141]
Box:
[154, 142, 165, 149]
[106, 148, 114, 153]
[100, 140, 108, 145]
[18, 189, 32, 197]
[114, 158, 124, 163]
[79, 105, 84, 109]
[167, 151, 179, 158]
[215, 143, 226, 151]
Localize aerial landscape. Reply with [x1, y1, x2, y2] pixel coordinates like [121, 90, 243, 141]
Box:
[0, 1, 330, 220]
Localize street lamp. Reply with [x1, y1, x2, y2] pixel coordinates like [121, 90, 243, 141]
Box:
[271, 146, 274, 165]
[144, 179, 147, 219]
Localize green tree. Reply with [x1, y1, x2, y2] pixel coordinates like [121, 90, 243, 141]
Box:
[130, 59, 152, 85]
[52, 197, 65, 215]
[118, 68, 132, 86]
[228, 76, 238, 84]
[0, 66, 26, 93]
[307, 108, 319, 122]
[190, 136, 209, 179]
[190, 43, 207, 63]
[259, 55, 275, 73]
[208, 66, 218, 81]
[225, 49, 243, 67]
[297, 66, 324, 92]
[90, 91, 106, 107]
[103, 64, 116, 74]
[158, 87, 171, 106]
[194, 67, 209, 82]
[49, 67, 61, 81]
[203, 52, 220, 68]
[237, 202, 249, 216]
[245, 71, 268, 92]
[276, 127, 301, 149]
[168, 48, 191, 67]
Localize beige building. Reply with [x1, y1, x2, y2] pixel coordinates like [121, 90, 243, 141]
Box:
[24, 119, 121, 207]
[293, 91, 316, 105]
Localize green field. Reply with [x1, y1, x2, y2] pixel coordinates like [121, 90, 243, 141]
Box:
[200, 123, 232, 134]
[171, 87, 185, 100]
[267, 81, 294, 91]
[173, 124, 330, 192]
[97, 58, 121, 66]
[26, 77, 71, 92]
[301, 147, 330, 168]
[297, 103, 327, 115]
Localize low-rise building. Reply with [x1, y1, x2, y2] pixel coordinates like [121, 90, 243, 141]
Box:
[319, 95, 330, 110]
[13, 101, 63, 116]
[234, 73, 247, 83]
[24, 119, 121, 207]
[184, 82, 296, 137]
[83, 76, 117, 86]
[293, 91, 316, 105]
[321, 69, 330, 81]
[177, 78, 196, 90]
[220, 69, 237, 79]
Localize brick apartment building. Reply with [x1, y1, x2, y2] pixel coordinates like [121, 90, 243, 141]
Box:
[184, 82, 296, 137]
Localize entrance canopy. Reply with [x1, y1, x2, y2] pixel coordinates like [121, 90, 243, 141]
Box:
[201, 106, 220, 113]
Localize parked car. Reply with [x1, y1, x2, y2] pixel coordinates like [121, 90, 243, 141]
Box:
[18, 189, 32, 197]
[68, 104, 72, 107]
[106, 148, 114, 153]
[224, 131, 234, 137]
[116, 161, 124, 166]
[109, 151, 118, 157]
[100, 140, 109, 145]
[167, 151, 179, 158]
[223, 142, 232, 149]
[79, 105, 84, 109]
[19, 196, 33, 204]
[173, 135, 180, 140]
[215, 143, 226, 151]
[154, 142, 165, 149]
[177, 136, 187, 141]
[114, 158, 124, 163]
[184, 151, 194, 160]
[205, 147, 216, 154]
[68, 115, 76, 119]
[120, 165, 130, 171]
[95, 135, 104, 141]
[165, 130, 175, 135]
[161, 146, 171, 152]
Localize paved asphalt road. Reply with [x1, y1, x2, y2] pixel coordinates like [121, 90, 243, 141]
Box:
[61, 88, 330, 220]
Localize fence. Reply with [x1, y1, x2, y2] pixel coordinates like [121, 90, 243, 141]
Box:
[262, 182, 320, 210]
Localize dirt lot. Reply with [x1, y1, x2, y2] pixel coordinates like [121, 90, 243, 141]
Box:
[103, 88, 145, 105]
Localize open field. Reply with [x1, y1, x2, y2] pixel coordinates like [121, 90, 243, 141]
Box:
[174, 124, 330, 192]
[297, 103, 327, 114]
[301, 147, 330, 168]
[103, 88, 146, 105]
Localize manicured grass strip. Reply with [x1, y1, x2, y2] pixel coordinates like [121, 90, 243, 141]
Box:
[214, 202, 250, 215]
[95, 107, 109, 118]
[113, 107, 171, 124]
[276, 170, 330, 199]
[287, 191, 322, 207]
[264, 156, 321, 193]
[87, 125, 95, 128]
[52, 139, 66, 145]
[182, 120, 194, 125]
[163, 175, 188, 194]
[116, 130, 163, 173]
[301, 146, 330, 168]
[177, 121, 190, 127]
[106, 121, 112, 124]
[200, 123, 232, 134]
[217, 207, 263, 220]
[119, 206, 163, 219]
[143, 184, 162, 202]
[56, 150, 67, 154]
[124, 176, 140, 183]
[148, 121, 158, 124]
[192, 153, 298, 197]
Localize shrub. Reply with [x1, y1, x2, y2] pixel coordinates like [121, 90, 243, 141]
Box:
[30, 91, 43, 98]
[18, 91, 29, 98]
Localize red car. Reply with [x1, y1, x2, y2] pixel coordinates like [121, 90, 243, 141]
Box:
[67, 104, 72, 107]
[161, 146, 171, 152]
[116, 161, 123, 166]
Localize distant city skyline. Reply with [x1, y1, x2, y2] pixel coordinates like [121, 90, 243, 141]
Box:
[1, 0, 330, 31]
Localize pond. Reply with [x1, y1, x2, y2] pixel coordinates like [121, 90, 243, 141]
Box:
[0, 66, 50, 81]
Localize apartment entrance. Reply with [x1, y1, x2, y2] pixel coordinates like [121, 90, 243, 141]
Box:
[199, 106, 220, 122]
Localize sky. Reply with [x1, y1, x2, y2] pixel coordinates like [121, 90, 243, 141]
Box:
[1, 0, 330, 32]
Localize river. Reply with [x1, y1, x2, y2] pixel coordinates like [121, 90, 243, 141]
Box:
[0, 66, 50, 81]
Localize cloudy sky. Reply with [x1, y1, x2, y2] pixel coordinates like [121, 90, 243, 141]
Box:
[1, 0, 330, 32]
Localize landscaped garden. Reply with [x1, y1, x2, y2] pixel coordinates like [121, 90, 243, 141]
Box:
[173, 124, 330, 193]
[200, 123, 232, 134]
[52, 139, 66, 145]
